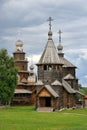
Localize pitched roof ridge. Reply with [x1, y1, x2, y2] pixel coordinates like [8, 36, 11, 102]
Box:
[35, 80, 44, 85]
[45, 85, 59, 98]
[51, 80, 62, 86]
[64, 73, 75, 80]
[37, 85, 59, 98]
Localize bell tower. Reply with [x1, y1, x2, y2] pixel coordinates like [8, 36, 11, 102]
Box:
[13, 40, 29, 83]
[36, 17, 63, 84]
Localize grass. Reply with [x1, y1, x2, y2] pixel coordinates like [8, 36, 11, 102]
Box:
[0, 106, 87, 130]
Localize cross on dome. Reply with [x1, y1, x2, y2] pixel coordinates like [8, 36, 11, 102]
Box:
[58, 30, 63, 43]
[57, 30, 63, 55]
[47, 17, 53, 31]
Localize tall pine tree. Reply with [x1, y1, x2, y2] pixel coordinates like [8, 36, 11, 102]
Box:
[0, 49, 18, 105]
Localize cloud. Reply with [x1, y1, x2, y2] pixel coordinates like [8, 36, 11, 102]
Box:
[27, 54, 41, 64]
[84, 75, 87, 79]
[0, 0, 87, 86]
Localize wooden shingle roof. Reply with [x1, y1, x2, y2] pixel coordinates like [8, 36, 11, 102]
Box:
[62, 80, 76, 94]
[45, 85, 59, 97]
[59, 57, 76, 68]
[37, 85, 59, 98]
[57, 42, 76, 68]
[14, 89, 32, 94]
[37, 31, 61, 65]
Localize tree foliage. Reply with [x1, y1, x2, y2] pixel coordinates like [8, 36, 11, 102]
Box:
[0, 49, 18, 105]
[79, 87, 87, 95]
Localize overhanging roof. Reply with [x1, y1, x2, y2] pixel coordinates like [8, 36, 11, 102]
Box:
[59, 57, 76, 68]
[14, 89, 32, 94]
[62, 80, 76, 94]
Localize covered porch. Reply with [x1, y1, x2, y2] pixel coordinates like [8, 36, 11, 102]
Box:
[36, 85, 59, 111]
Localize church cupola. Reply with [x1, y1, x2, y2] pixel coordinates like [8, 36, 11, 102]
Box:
[13, 39, 29, 86]
[28, 64, 36, 83]
[37, 17, 61, 65]
[16, 39, 23, 52]
[57, 43, 63, 53]
[30, 64, 34, 74]
[57, 30, 64, 57]
[48, 30, 52, 40]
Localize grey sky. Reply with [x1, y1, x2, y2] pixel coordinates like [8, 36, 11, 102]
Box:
[0, 0, 87, 86]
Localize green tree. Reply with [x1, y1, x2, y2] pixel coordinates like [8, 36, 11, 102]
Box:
[0, 49, 18, 105]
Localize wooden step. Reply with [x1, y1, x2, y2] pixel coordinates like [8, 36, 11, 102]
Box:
[37, 107, 53, 112]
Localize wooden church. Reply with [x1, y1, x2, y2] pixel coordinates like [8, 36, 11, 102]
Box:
[12, 17, 83, 111]
[35, 17, 83, 111]
[12, 40, 36, 105]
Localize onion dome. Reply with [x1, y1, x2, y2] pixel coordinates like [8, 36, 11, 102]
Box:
[30, 64, 34, 74]
[57, 43, 64, 57]
[48, 30, 52, 40]
[16, 40, 23, 47]
[57, 43, 63, 51]
[30, 64, 34, 70]
[16, 40, 23, 51]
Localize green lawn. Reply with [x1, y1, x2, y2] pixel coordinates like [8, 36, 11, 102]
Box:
[0, 106, 87, 130]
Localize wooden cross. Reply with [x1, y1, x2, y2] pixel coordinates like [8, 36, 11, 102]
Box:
[58, 30, 63, 43]
[47, 17, 53, 31]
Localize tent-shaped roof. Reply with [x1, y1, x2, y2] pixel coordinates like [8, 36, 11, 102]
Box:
[37, 85, 59, 98]
[37, 31, 61, 65]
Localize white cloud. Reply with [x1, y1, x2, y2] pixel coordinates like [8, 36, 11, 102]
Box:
[84, 75, 87, 79]
[27, 54, 41, 64]
[0, 0, 87, 86]
[65, 48, 87, 60]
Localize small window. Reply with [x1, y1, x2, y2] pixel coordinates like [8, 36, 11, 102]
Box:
[44, 65, 47, 70]
[48, 65, 52, 70]
[22, 65, 24, 69]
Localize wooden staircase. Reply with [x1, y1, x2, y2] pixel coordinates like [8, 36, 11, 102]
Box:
[37, 107, 53, 112]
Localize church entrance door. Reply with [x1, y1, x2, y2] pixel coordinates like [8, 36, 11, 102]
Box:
[39, 97, 51, 107]
[45, 97, 51, 107]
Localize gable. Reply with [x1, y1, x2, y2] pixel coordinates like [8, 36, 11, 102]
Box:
[51, 80, 62, 86]
[64, 74, 74, 80]
[37, 85, 59, 98]
[38, 88, 51, 97]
